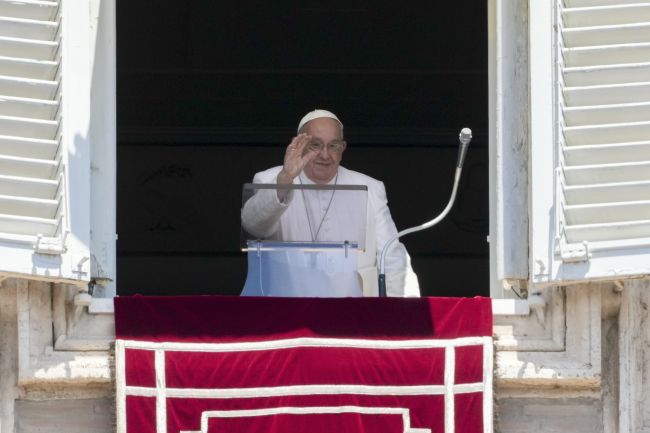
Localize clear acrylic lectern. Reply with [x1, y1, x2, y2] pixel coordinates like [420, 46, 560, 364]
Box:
[240, 182, 368, 297]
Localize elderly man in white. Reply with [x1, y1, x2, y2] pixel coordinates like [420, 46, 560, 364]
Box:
[241, 109, 419, 297]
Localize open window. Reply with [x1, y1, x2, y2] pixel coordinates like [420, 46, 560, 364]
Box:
[116, 2, 489, 297]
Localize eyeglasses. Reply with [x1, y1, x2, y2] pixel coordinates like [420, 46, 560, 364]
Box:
[308, 139, 345, 153]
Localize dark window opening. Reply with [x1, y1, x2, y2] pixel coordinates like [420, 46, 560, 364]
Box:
[116, 2, 489, 297]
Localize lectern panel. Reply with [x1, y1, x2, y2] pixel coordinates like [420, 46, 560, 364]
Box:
[241, 183, 368, 251]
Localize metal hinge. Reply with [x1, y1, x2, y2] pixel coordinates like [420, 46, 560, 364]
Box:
[34, 231, 69, 255]
[559, 240, 591, 263]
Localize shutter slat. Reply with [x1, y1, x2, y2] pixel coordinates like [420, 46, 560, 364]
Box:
[0, 36, 58, 61]
[0, 56, 58, 80]
[564, 62, 650, 87]
[0, 74, 57, 99]
[563, 43, 650, 67]
[565, 180, 650, 205]
[564, 102, 650, 126]
[0, 174, 57, 199]
[0, 0, 58, 21]
[0, 135, 57, 159]
[565, 200, 650, 224]
[564, 121, 650, 145]
[564, 81, 650, 106]
[0, 154, 57, 179]
[0, 213, 57, 236]
[0, 94, 58, 119]
[565, 219, 650, 243]
[564, 160, 650, 185]
[563, 4, 650, 27]
[0, 115, 58, 139]
[0, 193, 58, 219]
[565, 0, 650, 8]
[564, 141, 650, 164]
[563, 22, 650, 47]
[0, 16, 57, 40]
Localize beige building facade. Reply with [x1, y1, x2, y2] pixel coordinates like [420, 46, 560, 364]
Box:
[1, 0, 650, 431]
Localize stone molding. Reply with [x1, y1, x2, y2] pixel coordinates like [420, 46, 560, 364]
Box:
[10, 278, 609, 395]
[495, 286, 602, 391]
[14, 281, 114, 391]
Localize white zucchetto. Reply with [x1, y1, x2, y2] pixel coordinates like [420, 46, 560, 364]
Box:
[297, 109, 343, 133]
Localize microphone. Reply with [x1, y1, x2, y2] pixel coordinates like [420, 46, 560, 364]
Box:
[378, 127, 472, 297]
[457, 127, 472, 168]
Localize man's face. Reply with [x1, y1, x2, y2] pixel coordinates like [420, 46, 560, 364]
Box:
[302, 117, 346, 184]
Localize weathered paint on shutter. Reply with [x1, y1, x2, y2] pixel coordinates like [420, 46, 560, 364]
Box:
[0, 0, 96, 285]
[0, 0, 64, 242]
[558, 1, 650, 251]
[530, 0, 650, 286]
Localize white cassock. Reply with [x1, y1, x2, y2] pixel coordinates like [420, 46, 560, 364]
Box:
[241, 165, 420, 297]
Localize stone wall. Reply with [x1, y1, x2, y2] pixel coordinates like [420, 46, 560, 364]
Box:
[0, 279, 114, 432]
[1, 277, 649, 432]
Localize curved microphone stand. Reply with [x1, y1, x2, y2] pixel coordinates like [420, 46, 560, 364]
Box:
[378, 128, 472, 297]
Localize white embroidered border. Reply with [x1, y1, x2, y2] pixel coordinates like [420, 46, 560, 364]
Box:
[119, 336, 489, 352]
[444, 345, 456, 433]
[483, 338, 494, 433]
[116, 340, 127, 433]
[116, 336, 493, 433]
[125, 383, 484, 398]
[155, 350, 166, 433]
[198, 406, 427, 433]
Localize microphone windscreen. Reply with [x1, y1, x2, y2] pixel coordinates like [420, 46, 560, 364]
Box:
[459, 128, 472, 145]
[457, 128, 472, 168]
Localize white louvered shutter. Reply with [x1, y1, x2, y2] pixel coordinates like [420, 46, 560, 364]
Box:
[530, 0, 650, 286]
[0, 0, 92, 283]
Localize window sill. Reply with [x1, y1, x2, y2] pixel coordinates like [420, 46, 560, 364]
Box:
[91, 297, 530, 316]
